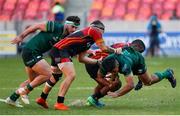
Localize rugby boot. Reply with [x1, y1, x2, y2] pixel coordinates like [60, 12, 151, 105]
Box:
[166, 68, 176, 88]
[36, 97, 48, 109]
[54, 103, 69, 110]
[134, 80, 143, 91]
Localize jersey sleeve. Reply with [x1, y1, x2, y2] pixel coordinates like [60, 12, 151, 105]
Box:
[121, 63, 132, 76]
[136, 54, 147, 74]
[88, 28, 104, 44]
[46, 21, 63, 33]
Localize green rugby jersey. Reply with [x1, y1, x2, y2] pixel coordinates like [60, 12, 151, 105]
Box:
[24, 21, 65, 53]
[101, 47, 147, 76]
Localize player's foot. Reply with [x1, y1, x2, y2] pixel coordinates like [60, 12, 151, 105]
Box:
[87, 96, 105, 108]
[54, 103, 69, 110]
[36, 97, 48, 109]
[17, 87, 28, 95]
[166, 68, 176, 88]
[20, 94, 30, 104]
[5, 97, 23, 107]
[134, 80, 143, 91]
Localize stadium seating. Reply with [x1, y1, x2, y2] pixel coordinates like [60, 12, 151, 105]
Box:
[0, 0, 67, 21]
[88, 0, 180, 21]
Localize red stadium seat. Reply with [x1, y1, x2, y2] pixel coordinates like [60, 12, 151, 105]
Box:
[163, 1, 175, 11]
[152, 2, 162, 17]
[124, 13, 136, 21]
[88, 10, 101, 22]
[39, 0, 50, 12]
[18, 0, 30, 5]
[142, 0, 154, 5]
[127, 1, 139, 13]
[161, 11, 173, 20]
[91, 0, 104, 10]
[113, 3, 126, 19]
[0, 0, 5, 11]
[137, 4, 151, 20]
[3, 0, 17, 12]
[100, 0, 117, 19]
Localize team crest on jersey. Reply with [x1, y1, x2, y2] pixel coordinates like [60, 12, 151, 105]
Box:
[52, 37, 59, 42]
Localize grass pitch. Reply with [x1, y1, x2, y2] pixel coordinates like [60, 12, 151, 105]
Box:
[0, 56, 179, 115]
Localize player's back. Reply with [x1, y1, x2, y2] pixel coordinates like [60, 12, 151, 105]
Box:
[54, 27, 101, 56]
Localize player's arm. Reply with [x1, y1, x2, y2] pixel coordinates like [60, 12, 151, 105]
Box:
[108, 73, 134, 98]
[96, 41, 122, 54]
[96, 69, 112, 87]
[77, 51, 99, 64]
[11, 23, 46, 44]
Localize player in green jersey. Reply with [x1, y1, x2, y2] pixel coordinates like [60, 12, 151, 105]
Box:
[87, 39, 176, 107]
[98, 41, 176, 99]
[4, 16, 80, 107]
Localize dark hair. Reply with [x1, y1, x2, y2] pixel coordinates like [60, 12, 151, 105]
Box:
[66, 16, 80, 26]
[101, 57, 117, 72]
[131, 39, 146, 53]
[90, 20, 105, 31]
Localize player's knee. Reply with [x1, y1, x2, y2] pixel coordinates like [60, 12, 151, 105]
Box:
[68, 72, 76, 81]
[46, 79, 56, 88]
[52, 73, 62, 82]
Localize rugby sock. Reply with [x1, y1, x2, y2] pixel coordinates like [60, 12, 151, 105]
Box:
[154, 71, 170, 80]
[9, 92, 20, 101]
[52, 73, 62, 81]
[92, 93, 105, 100]
[26, 84, 33, 91]
[57, 96, 64, 103]
[40, 92, 48, 100]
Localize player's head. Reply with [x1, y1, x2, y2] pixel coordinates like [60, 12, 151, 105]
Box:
[64, 16, 80, 33]
[90, 20, 105, 33]
[130, 39, 146, 53]
[101, 57, 119, 74]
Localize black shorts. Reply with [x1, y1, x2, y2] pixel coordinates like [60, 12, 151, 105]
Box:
[85, 63, 99, 79]
[22, 48, 43, 68]
[50, 47, 72, 66]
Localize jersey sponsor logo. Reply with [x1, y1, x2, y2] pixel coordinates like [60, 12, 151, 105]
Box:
[138, 69, 143, 73]
[26, 59, 35, 65]
[37, 56, 41, 59]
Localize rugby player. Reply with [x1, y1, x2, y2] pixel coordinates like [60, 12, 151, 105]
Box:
[86, 40, 146, 107]
[97, 40, 176, 98]
[5, 16, 80, 107]
[36, 20, 122, 110]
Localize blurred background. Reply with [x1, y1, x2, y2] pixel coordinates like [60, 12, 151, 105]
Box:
[0, 0, 180, 57]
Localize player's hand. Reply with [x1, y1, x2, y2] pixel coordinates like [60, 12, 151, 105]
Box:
[114, 48, 122, 54]
[107, 91, 119, 98]
[11, 36, 23, 44]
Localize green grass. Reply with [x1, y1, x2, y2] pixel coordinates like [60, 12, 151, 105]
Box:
[0, 56, 179, 115]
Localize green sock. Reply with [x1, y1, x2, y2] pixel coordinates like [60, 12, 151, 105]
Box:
[9, 92, 20, 101]
[26, 84, 33, 91]
[154, 71, 169, 80]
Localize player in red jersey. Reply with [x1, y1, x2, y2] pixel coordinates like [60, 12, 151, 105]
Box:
[36, 20, 122, 110]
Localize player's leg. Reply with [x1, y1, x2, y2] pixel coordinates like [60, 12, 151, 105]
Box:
[54, 62, 76, 110]
[6, 67, 37, 106]
[19, 80, 30, 88]
[36, 66, 62, 109]
[85, 63, 105, 107]
[17, 59, 52, 96]
[139, 69, 176, 88]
